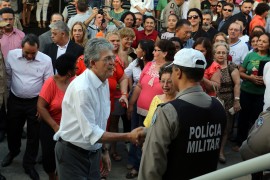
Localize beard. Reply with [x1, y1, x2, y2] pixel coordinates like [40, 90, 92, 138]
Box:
[202, 23, 211, 31]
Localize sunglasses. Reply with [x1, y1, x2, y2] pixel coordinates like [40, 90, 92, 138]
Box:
[211, 4, 217, 7]
[187, 15, 199, 20]
[223, 8, 232, 12]
[217, 5, 222, 7]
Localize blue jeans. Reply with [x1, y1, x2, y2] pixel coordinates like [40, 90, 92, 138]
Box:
[128, 112, 144, 171]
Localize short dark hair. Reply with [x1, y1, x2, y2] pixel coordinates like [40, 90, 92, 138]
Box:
[0, 7, 14, 16]
[241, 0, 254, 6]
[50, 13, 64, 22]
[255, 3, 270, 16]
[169, 37, 183, 49]
[249, 31, 264, 46]
[21, 33, 39, 48]
[251, 25, 266, 33]
[174, 64, 205, 82]
[155, 39, 176, 62]
[223, 3, 234, 11]
[175, 19, 191, 30]
[55, 53, 77, 76]
[77, 0, 88, 12]
[143, 16, 155, 24]
[159, 62, 173, 80]
[187, 8, 203, 26]
[120, 11, 136, 28]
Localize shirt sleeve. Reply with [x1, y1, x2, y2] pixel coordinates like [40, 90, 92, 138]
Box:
[143, 96, 161, 127]
[139, 103, 179, 180]
[44, 59, 54, 81]
[124, 60, 135, 78]
[130, 0, 141, 8]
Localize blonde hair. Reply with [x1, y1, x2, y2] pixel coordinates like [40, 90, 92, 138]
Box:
[70, 21, 88, 47]
[105, 31, 120, 40]
[118, 27, 135, 39]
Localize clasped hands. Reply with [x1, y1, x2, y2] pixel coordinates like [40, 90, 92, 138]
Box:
[129, 127, 146, 146]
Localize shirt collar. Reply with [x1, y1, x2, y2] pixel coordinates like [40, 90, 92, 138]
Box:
[17, 49, 41, 62]
[88, 69, 107, 89]
[177, 85, 203, 98]
[57, 40, 69, 49]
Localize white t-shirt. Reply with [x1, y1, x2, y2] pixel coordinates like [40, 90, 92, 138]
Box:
[229, 39, 249, 65]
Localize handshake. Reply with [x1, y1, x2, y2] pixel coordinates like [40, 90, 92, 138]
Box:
[128, 127, 147, 146]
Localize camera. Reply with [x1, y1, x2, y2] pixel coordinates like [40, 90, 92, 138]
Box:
[98, 8, 104, 15]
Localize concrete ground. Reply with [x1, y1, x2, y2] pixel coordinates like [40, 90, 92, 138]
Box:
[0, 134, 252, 180]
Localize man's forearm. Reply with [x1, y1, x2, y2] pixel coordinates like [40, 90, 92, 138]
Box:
[98, 131, 131, 143]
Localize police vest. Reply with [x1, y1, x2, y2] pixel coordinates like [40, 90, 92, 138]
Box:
[163, 97, 226, 180]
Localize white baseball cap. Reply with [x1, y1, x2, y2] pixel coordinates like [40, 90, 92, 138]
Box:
[168, 48, 207, 69]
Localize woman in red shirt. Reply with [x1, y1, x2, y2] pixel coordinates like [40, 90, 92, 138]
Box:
[37, 53, 77, 180]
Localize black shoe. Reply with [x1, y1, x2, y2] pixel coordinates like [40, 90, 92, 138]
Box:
[0, 172, 6, 180]
[0, 131, 5, 142]
[25, 168, 39, 180]
[1, 152, 17, 167]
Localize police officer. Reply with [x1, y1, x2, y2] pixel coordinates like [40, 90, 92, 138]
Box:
[162, 0, 185, 28]
[138, 48, 226, 180]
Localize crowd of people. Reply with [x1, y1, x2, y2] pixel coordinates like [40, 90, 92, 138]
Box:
[0, 0, 270, 179]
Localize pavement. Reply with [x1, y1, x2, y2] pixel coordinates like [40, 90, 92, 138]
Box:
[0, 126, 252, 180]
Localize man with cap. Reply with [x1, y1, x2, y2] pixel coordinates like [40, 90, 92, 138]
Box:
[0, 18, 8, 180]
[138, 48, 226, 180]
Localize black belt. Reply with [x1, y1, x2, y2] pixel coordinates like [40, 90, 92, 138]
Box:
[10, 92, 38, 102]
[58, 137, 99, 155]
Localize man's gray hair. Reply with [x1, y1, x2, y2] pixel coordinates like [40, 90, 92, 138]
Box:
[202, 9, 213, 21]
[49, 20, 69, 35]
[84, 38, 113, 68]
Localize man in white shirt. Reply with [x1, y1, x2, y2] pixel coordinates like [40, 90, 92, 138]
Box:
[228, 22, 249, 66]
[54, 38, 143, 180]
[2, 34, 53, 180]
[67, 0, 90, 29]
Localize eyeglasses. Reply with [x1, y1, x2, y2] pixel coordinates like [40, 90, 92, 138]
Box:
[187, 15, 199, 20]
[223, 8, 232, 12]
[153, 49, 162, 52]
[102, 55, 116, 63]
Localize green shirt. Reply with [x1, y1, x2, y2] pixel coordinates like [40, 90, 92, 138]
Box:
[108, 9, 128, 25]
[241, 52, 270, 95]
[156, 0, 167, 11]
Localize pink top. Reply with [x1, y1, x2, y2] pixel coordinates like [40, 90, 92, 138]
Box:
[203, 61, 221, 96]
[137, 61, 163, 116]
[0, 28, 25, 60]
[39, 77, 65, 125]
